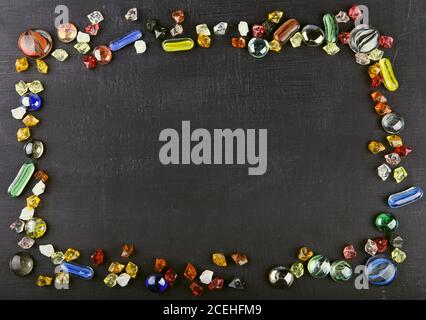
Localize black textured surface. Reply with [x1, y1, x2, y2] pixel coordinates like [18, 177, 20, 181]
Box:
[0, 0, 425, 300]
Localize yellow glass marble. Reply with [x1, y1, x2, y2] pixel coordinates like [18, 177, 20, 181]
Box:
[268, 10, 284, 24]
[162, 38, 194, 52]
[15, 57, 29, 72]
[298, 247, 314, 261]
[368, 141, 385, 154]
[386, 135, 403, 148]
[25, 217, 47, 239]
[212, 253, 227, 267]
[269, 39, 282, 52]
[26, 195, 40, 208]
[17, 127, 30, 141]
[22, 115, 39, 127]
[197, 34, 211, 48]
[393, 166, 407, 183]
[108, 262, 125, 274]
[126, 261, 138, 278]
[36, 59, 48, 74]
[64, 248, 80, 262]
[379, 58, 399, 92]
[36, 275, 52, 287]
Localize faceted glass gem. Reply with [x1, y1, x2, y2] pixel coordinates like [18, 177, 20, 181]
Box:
[262, 20, 275, 36]
[117, 273, 131, 287]
[248, 38, 269, 58]
[82, 55, 97, 69]
[36, 59, 48, 74]
[381, 113, 405, 134]
[375, 102, 392, 116]
[290, 262, 304, 278]
[269, 39, 282, 52]
[307, 255, 331, 278]
[208, 277, 224, 290]
[108, 262, 125, 274]
[18, 236, 35, 249]
[10, 252, 34, 276]
[380, 35, 394, 48]
[190, 282, 204, 296]
[269, 266, 294, 288]
[16, 80, 28, 96]
[375, 212, 399, 233]
[18, 29, 53, 58]
[36, 275, 52, 287]
[170, 24, 183, 37]
[374, 238, 388, 254]
[365, 239, 378, 256]
[338, 32, 350, 45]
[104, 273, 118, 288]
[10, 219, 25, 233]
[155, 27, 168, 39]
[25, 217, 47, 239]
[386, 135, 403, 148]
[355, 52, 370, 65]
[27, 80, 44, 94]
[125, 8, 138, 21]
[213, 22, 228, 35]
[290, 32, 303, 47]
[121, 244, 134, 258]
[371, 74, 383, 88]
[368, 49, 384, 61]
[93, 45, 112, 64]
[32, 181, 46, 196]
[335, 11, 350, 23]
[377, 163, 391, 181]
[252, 24, 265, 38]
[368, 63, 381, 79]
[343, 244, 357, 260]
[323, 43, 340, 55]
[268, 10, 284, 24]
[298, 247, 314, 261]
[146, 19, 158, 32]
[76, 31, 90, 43]
[301, 25, 325, 47]
[231, 253, 248, 266]
[388, 186, 423, 209]
[20, 93, 42, 111]
[196, 24, 211, 36]
[34, 170, 48, 182]
[199, 270, 214, 285]
[171, 10, 185, 24]
[11, 107, 26, 120]
[154, 258, 167, 272]
[349, 25, 380, 53]
[26, 195, 40, 208]
[390, 235, 403, 249]
[56, 23, 77, 43]
[20, 206, 34, 221]
[212, 253, 227, 267]
[51, 252, 65, 265]
[231, 37, 246, 48]
[197, 34, 211, 48]
[393, 145, 412, 157]
[126, 261, 138, 278]
[393, 166, 408, 183]
[164, 268, 177, 285]
[16, 57, 29, 72]
[17, 127, 30, 142]
[24, 139, 44, 159]
[87, 11, 104, 24]
[366, 255, 397, 286]
[85, 23, 100, 36]
[54, 271, 70, 290]
[90, 249, 104, 265]
[145, 273, 168, 293]
[23, 115, 39, 127]
[330, 260, 353, 282]
[228, 277, 246, 290]
[64, 248, 80, 262]
[39, 244, 55, 257]
[384, 153, 401, 166]
[74, 42, 91, 54]
[371, 91, 387, 103]
[348, 5, 362, 20]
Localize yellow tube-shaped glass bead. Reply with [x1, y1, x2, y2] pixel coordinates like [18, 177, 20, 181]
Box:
[162, 38, 194, 52]
[379, 58, 399, 92]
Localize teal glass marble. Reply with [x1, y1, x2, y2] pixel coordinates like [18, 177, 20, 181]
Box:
[268, 266, 294, 288]
[307, 255, 330, 278]
[365, 255, 397, 286]
[247, 38, 269, 58]
[388, 186, 423, 208]
[330, 260, 353, 282]
[60, 262, 94, 280]
[375, 212, 399, 233]
[323, 13, 339, 43]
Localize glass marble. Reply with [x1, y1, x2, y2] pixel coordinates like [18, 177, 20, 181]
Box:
[24, 139, 44, 159]
[8, 162, 35, 197]
[18, 29, 53, 59]
[145, 273, 168, 293]
[375, 212, 398, 233]
[60, 262, 94, 280]
[247, 38, 269, 58]
[365, 255, 397, 286]
[273, 18, 300, 44]
[388, 186, 424, 208]
[56, 23, 77, 43]
[109, 30, 142, 52]
[25, 217, 47, 239]
[349, 25, 380, 53]
[20, 93, 42, 112]
[382, 113, 405, 134]
[330, 260, 353, 282]
[301, 25, 325, 47]
[93, 45, 112, 64]
[162, 38, 194, 52]
[379, 58, 399, 92]
[323, 13, 339, 44]
[9, 252, 34, 276]
[307, 255, 331, 278]
[268, 266, 294, 288]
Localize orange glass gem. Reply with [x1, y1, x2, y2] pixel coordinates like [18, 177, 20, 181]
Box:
[164, 268, 177, 285]
[154, 258, 167, 272]
[18, 29, 53, 59]
[93, 45, 113, 65]
[34, 170, 48, 183]
[171, 10, 185, 24]
[231, 253, 248, 266]
[370, 91, 387, 103]
[121, 244, 134, 258]
[368, 63, 381, 79]
[375, 102, 393, 116]
[232, 37, 246, 48]
[184, 263, 197, 280]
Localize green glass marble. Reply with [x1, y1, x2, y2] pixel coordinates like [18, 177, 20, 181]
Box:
[307, 255, 330, 278]
[375, 212, 399, 233]
[323, 13, 339, 44]
[8, 162, 35, 197]
[330, 260, 353, 282]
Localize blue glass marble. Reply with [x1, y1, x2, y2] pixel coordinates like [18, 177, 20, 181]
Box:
[20, 93, 42, 111]
[145, 273, 168, 293]
[388, 186, 423, 208]
[60, 262, 94, 280]
[109, 29, 142, 52]
[365, 255, 397, 286]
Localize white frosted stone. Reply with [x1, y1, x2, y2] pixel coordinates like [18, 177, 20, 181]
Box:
[238, 21, 249, 36]
[134, 40, 147, 54]
[199, 270, 214, 285]
[19, 206, 34, 221]
[39, 244, 55, 257]
[11, 107, 26, 120]
[32, 181, 46, 196]
[117, 273, 131, 287]
[77, 31, 90, 43]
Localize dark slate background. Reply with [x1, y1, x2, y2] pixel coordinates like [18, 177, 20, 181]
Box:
[0, 0, 425, 300]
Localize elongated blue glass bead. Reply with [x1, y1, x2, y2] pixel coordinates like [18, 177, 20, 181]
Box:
[388, 186, 423, 208]
[109, 30, 142, 52]
[60, 262, 94, 280]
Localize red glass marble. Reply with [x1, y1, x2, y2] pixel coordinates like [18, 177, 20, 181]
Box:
[18, 29, 53, 59]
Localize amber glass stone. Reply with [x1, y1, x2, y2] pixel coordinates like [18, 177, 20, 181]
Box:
[18, 29, 53, 59]
[56, 23, 78, 43]
[34, 170, 48, 183]
[184, 263, 197, 280]
[154, 258, 167, 272]
[93, 45, 113, 65]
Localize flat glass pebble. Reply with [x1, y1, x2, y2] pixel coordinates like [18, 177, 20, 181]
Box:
[8, 162, 35, 198]
[365, 255, 397, 286]
[214, 22, 228, 35]
[125, 8, 138, 21]
[390, 235, 403, 249]
[20, 93, 42, 112]
[117, 273, 131, 287]
[93, 45, 112, 64]
[27, 80, 43, 94]
[126, 261, 138, 278]
[377, 163, 391, 181]
[18, 236, 35, 249]
[18, 29, 52, 59]
[145, 273, 168, 293]
[375, 212, 399, 233]
[32, 180, 46, 196]
[349, 25, 380, 53]
[74, 42, 91, 54]
[365, 239, 378, 256]
[290, 262, 304, 278]
[10, 219, 25, 233]
[16, 57, 29, 72]
[247, 38, 269, 58]
[39, 244, 55, 257]
[87, 11, 104, 24]
[60, 262, 94, 280]
[51, 252, 65, 264]
[238, 21, 249, 36]
[76, 31, 90, 43]
[330, 260, 353, 282]
[36, 59, 48, 74]
[393, 166, 408, 183]
[16, 80, 28, 96]
[24, 139, 44, 159]
[355, 52, 370, 65]
[382, 113, 405, 134]
[228, 277, 246, 290]
[55, 271, 70, 290]
[22, 114, 40, 127]
[307, 255, 331, 278]
[19, 206, 34, 221]
[335, 11, 350, 23]
[388, 186, 423, 208]
[323, 43, 340, 55]
[25, 217, 47, 239]
[379, 58, 399, 92]
[104, 273, 117, 288]
[10, 252, 34, 276]
[301, 25, 325, 47]
[56, 23, 77, 43]
[368, 48, 384, 61]
[109, 30, 143, 52]
[11, 107, 26, 120]
[269, 266, 294, 287]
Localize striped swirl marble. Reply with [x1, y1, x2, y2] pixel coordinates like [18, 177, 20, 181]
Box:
[349, 24, 380, 53]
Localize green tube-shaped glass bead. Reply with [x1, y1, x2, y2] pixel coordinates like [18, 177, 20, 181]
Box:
[379, 58, 399, 92]
[323, 13, 339, 44]
[8, 162, 35, 197]
[162, 38, 194, 52]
